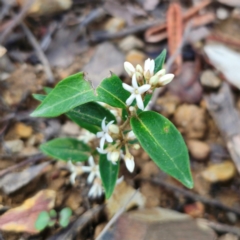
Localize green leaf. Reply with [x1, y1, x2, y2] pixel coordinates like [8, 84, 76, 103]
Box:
[49, 209, 57, 218]
[99, 154, 119, 199]
[131, 111, 193, 188]
[43, 87, 53, 94]
[66, 102, 116, 134]
[35, 211, 50, 231]
[32, 94, 46, 102]
[154, 49, 167, 74]
[59, 208, 72, 228]
[40, 138, 91, 162]
[31, 72, 97, 117]
[96, 74, 130, 109]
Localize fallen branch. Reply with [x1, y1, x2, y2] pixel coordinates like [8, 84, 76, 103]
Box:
[0, 0, 36, 44]
[21, 22, 54, 83]
[140, 177, 240, 216]
[90, 19, 162, 43]
[0, 153, 45, 178]
[199, 219, 240, 237]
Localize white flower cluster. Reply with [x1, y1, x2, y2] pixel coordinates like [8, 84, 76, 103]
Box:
[96, 117, 136, 173]
[68, 156, 103, 198]
[68, 156, 124, 198]
[123, 58, 174, 110]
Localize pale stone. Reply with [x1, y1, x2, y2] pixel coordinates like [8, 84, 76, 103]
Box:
[187, 140, 210, 160]
[201, 161, 235, 183]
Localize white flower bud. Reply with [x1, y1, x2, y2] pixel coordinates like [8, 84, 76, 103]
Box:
[133, 144, 140, 150]
[136, 64, 143, 74]
[159, 74, 174, 86]
[124, 154, 135, 172]
[149, 75, 159, 85]
[109, 124, 119, 134]
[124, 61, 135, 77]
[108, 151, 120, 163]
[155, 69, 166, 77]
[135, 71, 143, 82]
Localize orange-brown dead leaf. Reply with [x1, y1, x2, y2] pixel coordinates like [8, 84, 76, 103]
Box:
[167, 3, 183, 75]
[0, 190, 56, 233]
[144, 0, 212, 43]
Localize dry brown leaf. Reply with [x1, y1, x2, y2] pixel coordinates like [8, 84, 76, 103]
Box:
[167, 3, 183, 74]
[0, 190, 56, 233]
[106, 181, 145, 219]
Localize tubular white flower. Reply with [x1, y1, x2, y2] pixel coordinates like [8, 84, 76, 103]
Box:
[122, 74, 151, 110]
[88, 178, 103, 198]
[97, 117, 114, 149]
[124, 61, 135, 77]
[81, 156, 100, 184]
[78, 130, 95, 143]
[67, 160, 83, 185]
[158, 73, 174, 86]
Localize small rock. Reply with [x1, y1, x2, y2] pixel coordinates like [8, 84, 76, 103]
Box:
[174, 104, 207, 139]
[226, 212, 237, 224]
[200, 70, 222, 89]
[0, 45, 6, 58]
[20, 146, 39, 157]
[187, 140, 210, 161]
[118, 35, 144, 53]
[17, 0, 72, 16]
[156, 93, 180, 118]
[26, 133, 44, 146]
[83, 42, 124, 87]
[100, 208, 216, 240]
[218, 233, 238, 240]
[125, 50, 146, 67]
[184, 202, 205, 218]
[15, 122, 33, 138]
[104, 17, 126, 33]
[201, 161, 235, 183]
[5, 139, 24, 153]
[140, 161, 159, 178]
[62, 121, 80, 136]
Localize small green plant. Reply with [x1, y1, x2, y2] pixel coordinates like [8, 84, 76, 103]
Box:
[31, 49, 193, 199]
[35, 208, 72, 231]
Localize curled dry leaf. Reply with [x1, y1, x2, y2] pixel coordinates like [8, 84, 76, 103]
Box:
[167, 2, 183, 75]
[0, 190, 56, 233]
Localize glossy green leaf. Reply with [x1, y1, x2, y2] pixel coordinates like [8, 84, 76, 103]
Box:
[99, 154, 119, 199]
[35, 211, 50, 231]
[66, 102, 116, 134]
[31, 72, 97, 117]
[32, 94, 46, 102]
[59, 208, 72, 228]
[154, 49, 167, 74]
[96, 74, 130, 109]
[131, 111, 193, 188]
[40, 138, 91, 162]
